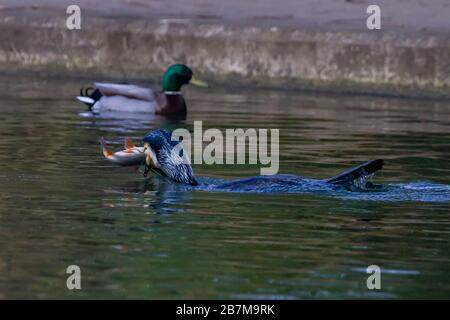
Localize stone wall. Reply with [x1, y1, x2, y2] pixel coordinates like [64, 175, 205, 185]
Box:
[0, 8, 449, 98]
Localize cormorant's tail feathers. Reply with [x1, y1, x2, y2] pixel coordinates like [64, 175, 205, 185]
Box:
[325, 159, 384, 186]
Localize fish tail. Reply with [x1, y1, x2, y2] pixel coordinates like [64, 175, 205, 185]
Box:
[100, 137, 113, 158]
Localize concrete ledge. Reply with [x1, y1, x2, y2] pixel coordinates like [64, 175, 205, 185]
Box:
[1, 8, 449, 99]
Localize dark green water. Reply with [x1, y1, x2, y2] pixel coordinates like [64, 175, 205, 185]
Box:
[0, 76, 449, 299]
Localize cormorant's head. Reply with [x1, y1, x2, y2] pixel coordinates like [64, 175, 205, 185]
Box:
[142, 129, 198, 186]
[162, 64, 208, 92]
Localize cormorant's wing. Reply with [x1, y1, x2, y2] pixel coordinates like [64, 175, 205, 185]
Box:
[95, 83, 155, 101]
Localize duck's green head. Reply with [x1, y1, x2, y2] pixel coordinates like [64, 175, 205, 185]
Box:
[142, 129, 198, 186]
[162, 64, 208, 92]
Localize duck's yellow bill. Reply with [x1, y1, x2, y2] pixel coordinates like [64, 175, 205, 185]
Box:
[189, 77, 209, 87]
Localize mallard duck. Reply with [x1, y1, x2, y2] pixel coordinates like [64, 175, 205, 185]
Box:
[76, 64, 208, 116]
[101, 129, 384, 190]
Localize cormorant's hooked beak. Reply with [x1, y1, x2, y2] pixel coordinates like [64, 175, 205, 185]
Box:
[189, 76, 209, 87]
[142, 144, 152, 177]
[142, 143, 168, 179]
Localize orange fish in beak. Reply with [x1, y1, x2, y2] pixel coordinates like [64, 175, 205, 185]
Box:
[100, 137, 146, 167]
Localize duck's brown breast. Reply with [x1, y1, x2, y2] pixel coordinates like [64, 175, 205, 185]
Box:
[156, 93, 187, 117]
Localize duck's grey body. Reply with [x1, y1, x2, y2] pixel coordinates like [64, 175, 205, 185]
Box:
[77, 83, 161, 114]
[95, 83, 155, 101]
[91, 94, 159, 114]
[76, 82, 189, 118]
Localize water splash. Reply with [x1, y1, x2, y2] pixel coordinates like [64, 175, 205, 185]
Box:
[350, 173, 375, 190]
[337, 182, 450, 202]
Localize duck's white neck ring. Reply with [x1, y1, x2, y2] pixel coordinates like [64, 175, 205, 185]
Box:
[164, 91, 182, 95]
